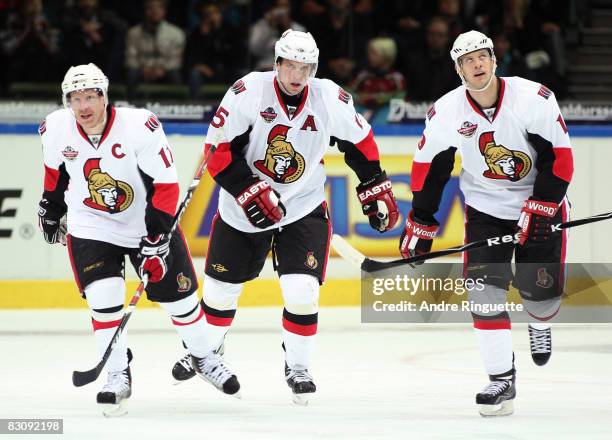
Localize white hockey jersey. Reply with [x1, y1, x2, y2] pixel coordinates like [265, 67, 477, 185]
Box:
[413, 76, 573, 220]
[204, 71, 379, 233]
[40, 107, 179, 248]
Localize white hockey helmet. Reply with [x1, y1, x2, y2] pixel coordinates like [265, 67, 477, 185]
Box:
[61, 63, 109, 108]
[274, 29, 319, 77]
[450, 30, 494, 65]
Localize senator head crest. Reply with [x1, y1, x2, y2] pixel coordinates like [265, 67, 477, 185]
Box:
[253, 124, 305, 183]
[478, 131, 531, 182]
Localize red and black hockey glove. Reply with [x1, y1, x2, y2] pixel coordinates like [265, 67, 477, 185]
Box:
[236, 180, 286, 229]
[37, 198, 66, 245]
[517, 198, 558, 245]
[356, 171, 399, 232]
[399, 210, 439, 264]
[138, 234, 171, 282]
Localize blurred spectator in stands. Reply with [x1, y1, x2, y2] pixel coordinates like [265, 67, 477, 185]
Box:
[0, 0, 61, 85]
[249, 0, 305, 71]
[185, 1, 241, 99]
[297, 0, 326, 23]
[125, 0, 185, 99]
[436, 0, 465, 40]
[61, 0, 127, 81]
[492, 32, 531, 79]
[308, 0, 374, 85]
[404, 16, 459, 101]
[350, 37, 406, 109]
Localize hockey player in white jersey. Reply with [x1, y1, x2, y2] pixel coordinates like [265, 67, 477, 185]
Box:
[37, 63, 240, 417]
[171, 30, 399, 405]
[399, 31, 573, 416]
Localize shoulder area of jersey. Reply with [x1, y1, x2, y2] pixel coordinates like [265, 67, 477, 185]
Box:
[226, 71, 271, 96]
[425, 86, 465, 122]
[39, 108, 73, 136]
[114, 107, 164, 133]
[503, 76, 556, 102]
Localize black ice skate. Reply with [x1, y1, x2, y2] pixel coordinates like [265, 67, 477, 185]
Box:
[172, 340, 225, 384]
[285, 362, 316, 406]
[476, 371, 516, 417]
[96, 367, 132, 417]
[96, 349, 133, 417]
[528, 324, 552, 366]
[191, 352, 241, 398]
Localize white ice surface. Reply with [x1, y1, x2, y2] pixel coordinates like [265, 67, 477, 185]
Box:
[0, 308, 610, 439]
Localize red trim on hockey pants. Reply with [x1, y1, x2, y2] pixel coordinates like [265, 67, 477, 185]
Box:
[178, 225, 197, 278]
[204, 212, 220, 270]
[473, 319, 511, 330]
[559, 199, 569, 293]
[66, 235, 83, 293]
[282, 318, 318, 336]
[92, 317, 122, 331]
[172, 305, 205, 326]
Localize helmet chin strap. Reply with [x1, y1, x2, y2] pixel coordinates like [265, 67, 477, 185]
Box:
[457, 59, 497, 92]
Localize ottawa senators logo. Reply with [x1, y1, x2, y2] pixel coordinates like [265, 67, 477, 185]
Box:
[253, 124, 305, 183]
[305, 251, 318, 269]
[177, 273, 193, 292]
[478, 132, 531, 182]
[536, 268, 554, 289]
[82, 158, 134, 213]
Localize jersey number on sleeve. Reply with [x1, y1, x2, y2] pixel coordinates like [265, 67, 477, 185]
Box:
[211, 106, 229, 128]
[158, 145, 174, 168]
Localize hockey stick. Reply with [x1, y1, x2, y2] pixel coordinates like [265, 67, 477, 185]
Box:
[72, 128, 224, 387]
[332, 210, 612, 273]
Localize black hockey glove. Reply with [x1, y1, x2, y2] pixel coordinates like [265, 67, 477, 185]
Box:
[37, 199, 67, 245]
[356, 171, 399, 232]
[137, 234, 171, 283]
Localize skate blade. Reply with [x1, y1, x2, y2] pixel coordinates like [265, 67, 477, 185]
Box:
[291, 392, 313, 406]
[478, 399, 514, 417]
[101, 400, 128, 418]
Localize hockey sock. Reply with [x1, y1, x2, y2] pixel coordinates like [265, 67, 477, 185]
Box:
[201, 275, 241, 350]
[85, 277, 128, 373]
[158, 293, 210, 358]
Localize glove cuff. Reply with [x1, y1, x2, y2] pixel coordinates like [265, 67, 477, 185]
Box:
[405, 210, 439, 239]
[522, 199, 558, 217]
[356, 171, 392, 203]
[236, 180, 271, 207]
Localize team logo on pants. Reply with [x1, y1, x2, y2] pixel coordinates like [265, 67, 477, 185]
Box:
[82, 158, 134, 213]
[536, 268, 554, 289]
[253, 124, 305, 183]
[305, 251, 318, 269]
[177, 273, 192, 292]
[478, 131, 532, 181]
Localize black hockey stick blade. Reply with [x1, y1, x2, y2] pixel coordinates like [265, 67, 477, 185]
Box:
[337, 209, 612, 273]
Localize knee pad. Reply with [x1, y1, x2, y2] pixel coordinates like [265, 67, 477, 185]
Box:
[202, 275, 242, 311]
[521, 295, 561, 321]
[468, 284, 507, 318]
[84, 277, 125, 310]
[280, 274, 319, 315]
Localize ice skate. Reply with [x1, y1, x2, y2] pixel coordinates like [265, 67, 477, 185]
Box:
[192, 352, 240, 398]
[476, 375, 516, 417]
[285, 363, 316, 406]
[96, 367, 132, 417]
[529, 324, 552, 366]
[172, 339, 225, 384]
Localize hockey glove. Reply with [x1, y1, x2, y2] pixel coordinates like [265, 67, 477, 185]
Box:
[356, 171, 399, 232]
[399, 210, 439, 263]
[517, 198, 558, 245]
[236, 180, 286, 229]
[37, 199, 67, 245]
[138, 234, 171, 283]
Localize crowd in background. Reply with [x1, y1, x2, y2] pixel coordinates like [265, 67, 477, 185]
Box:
[0, 0, 578, 105]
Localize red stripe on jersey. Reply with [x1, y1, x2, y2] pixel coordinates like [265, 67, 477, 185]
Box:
[152, 183, 179, 216]
[411, 161, 431, 192]
[172, 306, 205, 326]
[204, 312, 234, 327]
[473, 319, 511, 330]
[206, 142, 232, 177]
[354, 129, 379, 161]
[282, 318, 318, 336]
[552, 148, 573, 183]
[44, 165, 60, 191]
[92, 317, 122, 331]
